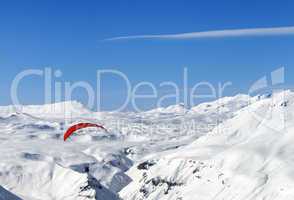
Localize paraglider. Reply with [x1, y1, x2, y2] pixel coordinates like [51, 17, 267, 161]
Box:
[63, 123, 107, 141]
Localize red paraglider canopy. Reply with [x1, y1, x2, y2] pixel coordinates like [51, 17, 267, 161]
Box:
[63, 123, 107, 141]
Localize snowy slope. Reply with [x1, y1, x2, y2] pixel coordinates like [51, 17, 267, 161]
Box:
[120, 91, 294, 200]
[1, 91, 292, 200]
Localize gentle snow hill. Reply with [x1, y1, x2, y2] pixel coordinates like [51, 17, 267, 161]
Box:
[0, 101, 91, 119]
[120, 90, 294, 200]
[0, 92, 282, 200]
[144, 103, 188, 115]
[190, 94, 250, 115]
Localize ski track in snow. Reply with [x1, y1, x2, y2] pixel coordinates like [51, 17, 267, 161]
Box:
[1, 92, 294, 199]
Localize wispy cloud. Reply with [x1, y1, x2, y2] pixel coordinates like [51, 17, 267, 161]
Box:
[104, 26, 294, 41]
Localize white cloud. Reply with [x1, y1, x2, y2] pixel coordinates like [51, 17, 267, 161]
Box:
[104, 26, 294, 41]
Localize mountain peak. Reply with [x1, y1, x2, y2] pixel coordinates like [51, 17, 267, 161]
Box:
[0, 101, 91, 118]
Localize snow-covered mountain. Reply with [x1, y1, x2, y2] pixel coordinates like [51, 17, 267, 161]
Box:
[120, 91, 294, 200]
[1, 91, 293, 200]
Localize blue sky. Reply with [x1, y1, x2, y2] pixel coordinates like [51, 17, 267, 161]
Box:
[1, 0, 294, 110]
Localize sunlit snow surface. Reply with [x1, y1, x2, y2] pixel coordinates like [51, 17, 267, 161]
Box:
[1, 92, 293, 199]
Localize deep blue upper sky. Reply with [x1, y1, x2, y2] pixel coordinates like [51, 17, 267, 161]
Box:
[1, 0, 294, 110]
